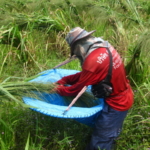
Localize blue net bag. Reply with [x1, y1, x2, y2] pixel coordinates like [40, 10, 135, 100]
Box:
[23, 69, 104, 127]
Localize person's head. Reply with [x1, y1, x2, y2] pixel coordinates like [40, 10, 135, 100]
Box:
[66, 27, 96, 57]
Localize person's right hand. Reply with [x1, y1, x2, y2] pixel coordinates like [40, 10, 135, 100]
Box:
[50, 83, 64, 93]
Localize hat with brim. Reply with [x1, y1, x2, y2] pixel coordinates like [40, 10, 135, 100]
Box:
[66, 27, 96, 56]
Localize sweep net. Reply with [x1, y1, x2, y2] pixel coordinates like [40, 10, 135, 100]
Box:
[23, 69, 104, 127]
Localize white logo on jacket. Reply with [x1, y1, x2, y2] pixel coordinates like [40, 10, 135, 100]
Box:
[97, 53, 108, 64]
[96, 47, 122, 69]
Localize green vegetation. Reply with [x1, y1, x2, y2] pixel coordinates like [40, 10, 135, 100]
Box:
[0, 0, 150, 149]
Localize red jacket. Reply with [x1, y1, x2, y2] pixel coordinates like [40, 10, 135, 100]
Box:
[57, 47, 134, 111]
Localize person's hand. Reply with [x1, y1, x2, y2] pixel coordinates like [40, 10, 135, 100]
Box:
[50, 82, 63, 93]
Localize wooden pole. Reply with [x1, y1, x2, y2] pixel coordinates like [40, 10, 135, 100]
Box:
[63, 86, 87, 115]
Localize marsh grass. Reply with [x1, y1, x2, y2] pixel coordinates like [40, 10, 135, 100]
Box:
[116, 85, 150, 150]
[0, 101, 91, 150]
[125, 31, 150, 85]
[0, 0, 150, 149]
[0, 84, 149, 150]
[0, 79, 98, 108]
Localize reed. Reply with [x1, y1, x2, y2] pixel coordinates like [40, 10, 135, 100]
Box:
[0, 80, 98, 108]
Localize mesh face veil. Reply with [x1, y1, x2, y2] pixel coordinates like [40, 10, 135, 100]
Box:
[72, 36, 105, 65]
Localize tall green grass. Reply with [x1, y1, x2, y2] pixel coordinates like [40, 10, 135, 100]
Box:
[0, 0, 150, 149]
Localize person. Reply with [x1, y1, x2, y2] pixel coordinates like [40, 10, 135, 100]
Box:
[54, 27, 134, 150]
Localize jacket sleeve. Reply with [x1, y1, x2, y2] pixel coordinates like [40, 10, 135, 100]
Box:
[56, 70, 100, 96]
[57, 72, 82, 85]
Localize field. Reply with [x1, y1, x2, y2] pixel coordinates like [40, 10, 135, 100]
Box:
[0, 0, 150, 149]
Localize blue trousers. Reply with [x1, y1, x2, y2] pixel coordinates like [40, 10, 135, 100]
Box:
[86, 103, 128, 150]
